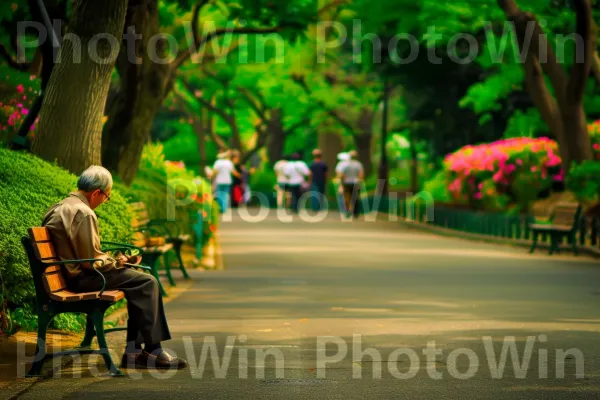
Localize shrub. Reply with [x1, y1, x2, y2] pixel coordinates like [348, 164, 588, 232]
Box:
[123, 143, 218, 247]
[568, 160, 600, 203]
[0, 148, 132, 332]
[442, 137, 563, 211]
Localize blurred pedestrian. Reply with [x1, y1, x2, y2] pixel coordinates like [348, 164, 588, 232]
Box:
[209, 150, 240, 214]
[273, 156, 289, 208]
[309, 149, 328, 211]
[283, 152, 310, 213]
[335, 152, 349, 214]
[340, 150, 364, 218]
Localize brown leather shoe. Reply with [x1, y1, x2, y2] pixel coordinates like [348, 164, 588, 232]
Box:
[138, 349, 187, 369]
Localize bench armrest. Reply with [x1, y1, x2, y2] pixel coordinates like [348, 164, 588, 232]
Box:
[41, 258, 107, 297]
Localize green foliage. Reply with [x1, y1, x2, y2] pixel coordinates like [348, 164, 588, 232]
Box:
[568, 161, 600, 203]
[249, 164, 276, 194]
[0, 147, 132, 332]
[422, 170, 451, 203]
[126, 143, 218, 245]
[504, 108, 548, 138]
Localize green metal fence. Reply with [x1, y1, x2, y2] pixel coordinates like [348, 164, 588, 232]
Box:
[364, 195, 600, 254]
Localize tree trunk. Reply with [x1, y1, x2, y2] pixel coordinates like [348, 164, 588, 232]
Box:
[318, 128, 342, 172]
[353, 134, 373, 177]
[409, 130, 418, 193]
[562, 105, 592, 163]
[228, 116, 242, 150]
[102, 0, 173, 184]
[266, 108, 286, 164]
[498, 0, 593, 170]
[32, 0, 127, 174]
[196, 107, 208, 172]
[353, 107, 374, 177]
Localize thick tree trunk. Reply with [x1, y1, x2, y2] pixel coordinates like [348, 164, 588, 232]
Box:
[562, 105, 592, 163]
[32, 0, 127, 174]
[266, 108, 286, 164]
[102, 0, 173, 184]
[498, 0, 593, 170]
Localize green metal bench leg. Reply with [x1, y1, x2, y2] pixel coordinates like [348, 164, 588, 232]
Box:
[529, 231, 539, 253]
[78, 315, 96, 348]
[91, 311, 123, 377]
[549, 233, 558, 255]
[571, 233, 579, 255]
[27, 312, 50, 377]
[163, 252, 176, 287]
[172, 240, 190, 280]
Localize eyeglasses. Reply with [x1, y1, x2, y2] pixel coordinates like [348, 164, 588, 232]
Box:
[99, 189, 110, 202]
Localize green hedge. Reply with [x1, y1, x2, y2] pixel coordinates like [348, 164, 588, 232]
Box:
[0, 148, 133, 332]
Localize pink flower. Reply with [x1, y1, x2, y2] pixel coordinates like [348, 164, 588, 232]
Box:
[594, 143, 600, 150]
[531, 166, 537, 172]
[16, 84, 24, 93]
[474, 192, 482, 200]
[21, 108, 29, 115]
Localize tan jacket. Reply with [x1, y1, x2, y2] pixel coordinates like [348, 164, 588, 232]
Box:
[42, 192, 122, 279]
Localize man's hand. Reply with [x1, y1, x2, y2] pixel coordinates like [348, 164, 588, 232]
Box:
[117, 254, 128, 265]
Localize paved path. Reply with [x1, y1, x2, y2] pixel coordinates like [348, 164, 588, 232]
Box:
[16, 212, 600, 399]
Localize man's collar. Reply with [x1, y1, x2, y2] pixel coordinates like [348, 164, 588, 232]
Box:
[69, 191, 91, 209]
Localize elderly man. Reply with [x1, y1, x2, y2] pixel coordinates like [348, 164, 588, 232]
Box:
[42, 165, 187, 370]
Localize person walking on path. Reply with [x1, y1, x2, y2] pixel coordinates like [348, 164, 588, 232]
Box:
[210, 150, 240, 214]
[283, 152, 311, 213]
[273, 156, 289, 208]
[334, 152, 350, 214]
[340, 150, 364, 218]
[309, 149, 328, 211]
[230, 150, 246, 208]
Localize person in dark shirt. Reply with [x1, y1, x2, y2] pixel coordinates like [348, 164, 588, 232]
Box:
[309, 149, 328, 211]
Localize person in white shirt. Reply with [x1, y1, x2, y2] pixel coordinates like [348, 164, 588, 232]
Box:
[283, 153, 310, 213]
[340, 150, 364, 218]
[273, 157, 289, 208]
[334, 152, 350, 214]
[210, 150, 240, 214]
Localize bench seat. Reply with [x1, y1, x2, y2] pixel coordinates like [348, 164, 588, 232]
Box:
[50, 289, 125, 303]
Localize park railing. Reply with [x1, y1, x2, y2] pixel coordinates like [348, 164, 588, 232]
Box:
[365, 195, 600, 256]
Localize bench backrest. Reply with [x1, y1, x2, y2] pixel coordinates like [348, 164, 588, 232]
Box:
[21, 227, 68, 309]
[552, 203, 582, 227]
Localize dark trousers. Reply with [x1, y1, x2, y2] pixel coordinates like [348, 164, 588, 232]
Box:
[343, 183, 361, 217]
[68, 268, 171, 346]
[288, 184, 302, 213]
[311, 182, 326, 211]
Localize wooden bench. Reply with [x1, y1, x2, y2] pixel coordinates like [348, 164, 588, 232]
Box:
[21, 227, 150, 377]
[529, 202, 582, 255]
[131, 202, 190, 280]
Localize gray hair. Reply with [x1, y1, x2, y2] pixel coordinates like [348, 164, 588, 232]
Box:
[77, 165, 113, 192]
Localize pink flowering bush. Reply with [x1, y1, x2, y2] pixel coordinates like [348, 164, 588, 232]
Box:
[443, 137, 565, 211]
[0, 71, 39, 144]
